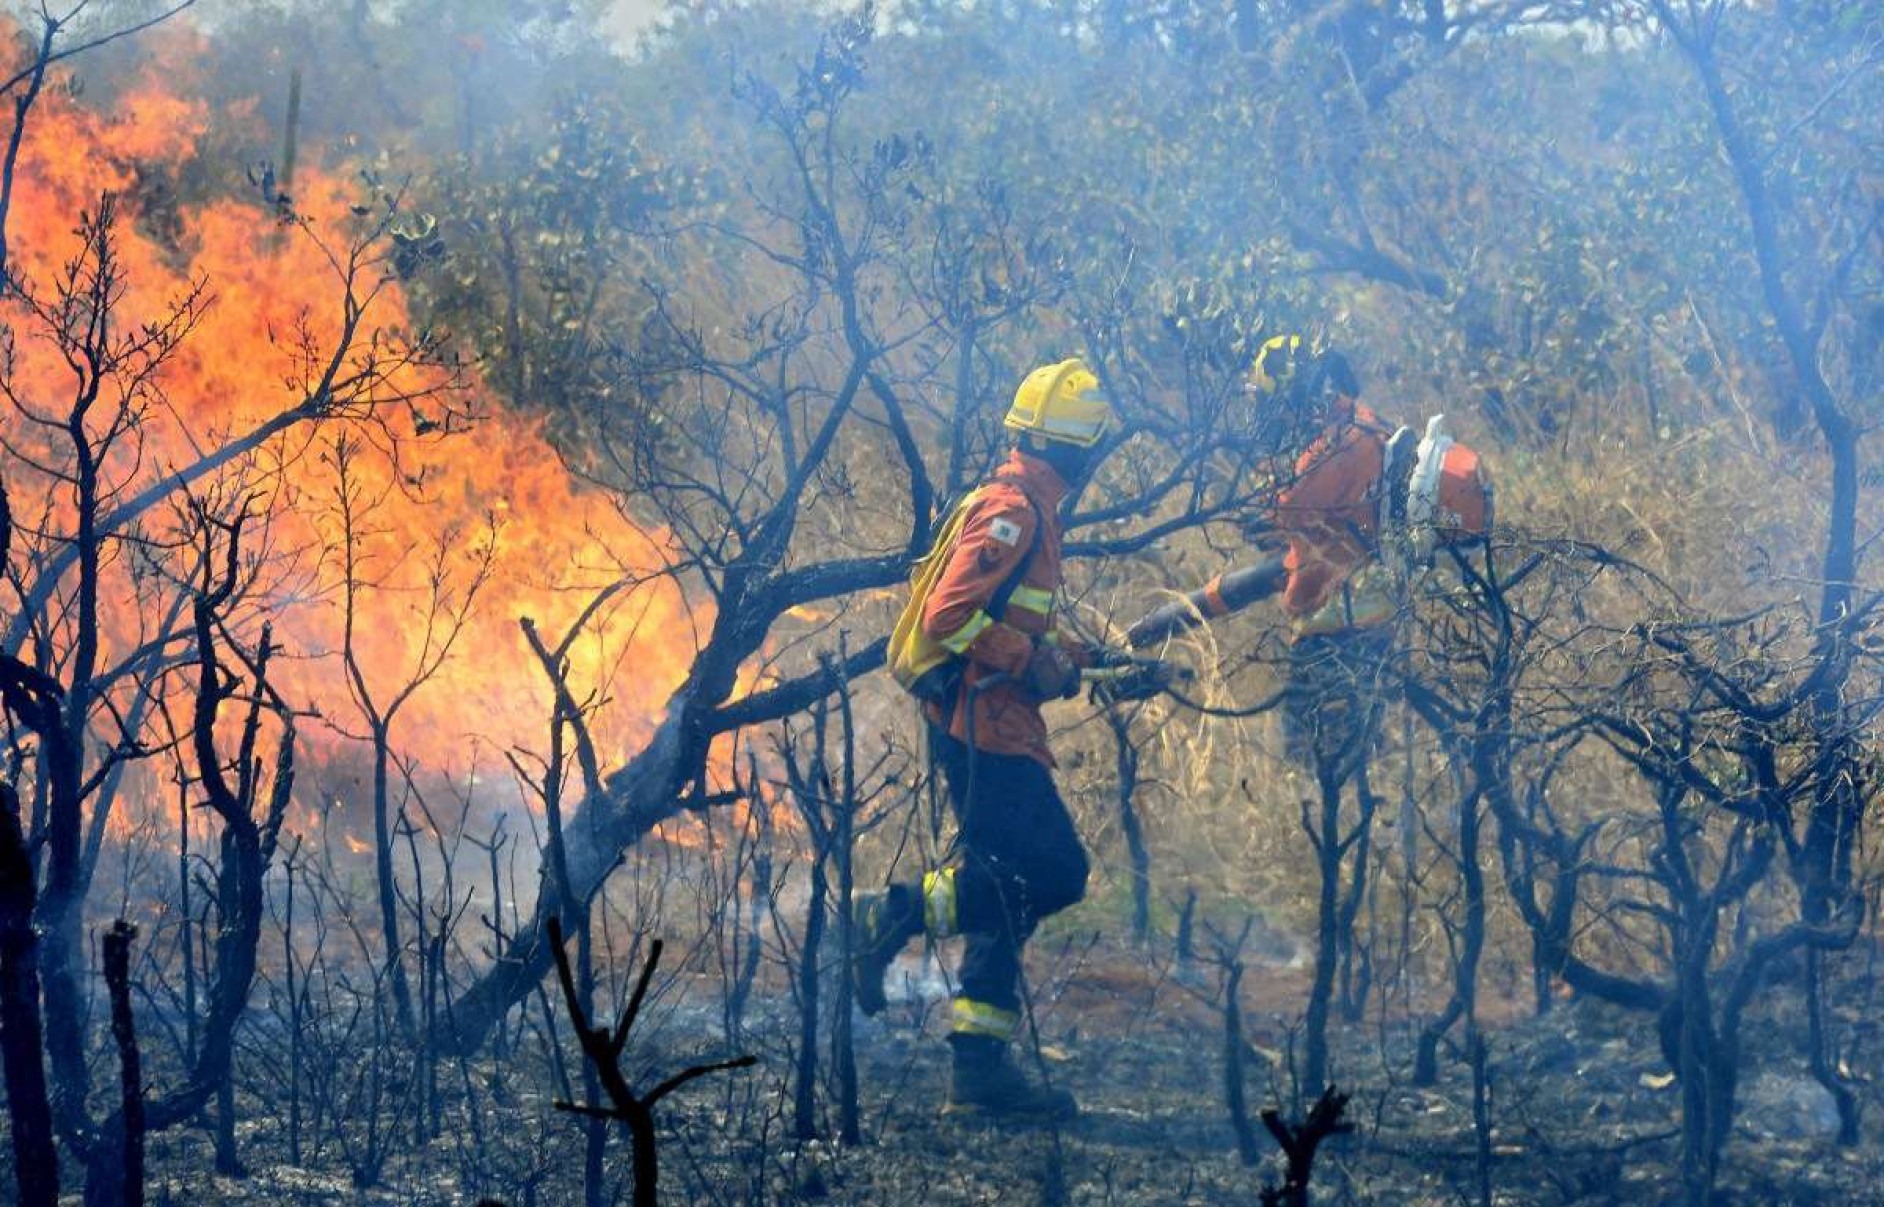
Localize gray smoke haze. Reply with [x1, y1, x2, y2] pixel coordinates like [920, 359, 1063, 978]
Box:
[605, 0, 666, 40]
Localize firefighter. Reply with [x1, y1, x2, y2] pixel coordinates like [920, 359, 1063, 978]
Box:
[1126, 334, 1404, 772]
[854, 357, 1112, 1122]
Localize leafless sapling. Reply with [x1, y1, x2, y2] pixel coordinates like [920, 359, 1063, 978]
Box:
[778, 646, 893, 1146]
[545, 917, 757, 1207]
[328, 432, 498, 1040]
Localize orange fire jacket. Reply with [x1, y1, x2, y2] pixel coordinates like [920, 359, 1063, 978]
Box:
[1188, 399, 1392, 633]
[1272, 400, 1391, 625]
[919, 449, 1084, 767]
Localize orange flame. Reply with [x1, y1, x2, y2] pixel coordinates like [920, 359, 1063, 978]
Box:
[1, 29, 701, 832]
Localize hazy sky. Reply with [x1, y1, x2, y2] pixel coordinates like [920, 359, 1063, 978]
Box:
[606, 0, 672, 41]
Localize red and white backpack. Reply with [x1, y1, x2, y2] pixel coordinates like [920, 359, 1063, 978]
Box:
[1382, 415, 1493, 563]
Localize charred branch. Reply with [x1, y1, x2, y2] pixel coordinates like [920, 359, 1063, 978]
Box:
[709, 635, 887, 735]
[544, 919, 756, 1207]
[1259, 1085, 1353, 1207]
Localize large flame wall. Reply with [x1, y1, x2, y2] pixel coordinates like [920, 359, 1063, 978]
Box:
[1, 32, 697, 826]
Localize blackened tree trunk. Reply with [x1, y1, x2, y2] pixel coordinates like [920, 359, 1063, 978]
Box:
[0, 784, 57, 1207]
[578, 922, 606, 1207]
[1105, 708, 1152, 945]
[1652, 0, 1868, 1144]
[369, 724, 417, 1037]
[795, 837, 829, 1142]
[1215, 923, 1263, 1167]
[1336, 766, 1377, 1022]
[831, 652, 861, 1146]
[1303, 761, 1343, 1098]
[86, 922, 145, 1207]
[1414, 782, 1485, 1086]
[786, 696, 835, 1143]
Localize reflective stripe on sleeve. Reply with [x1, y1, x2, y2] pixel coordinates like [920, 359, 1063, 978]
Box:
[1007, 585, 1053, 615]
[936, 610, 993, 655]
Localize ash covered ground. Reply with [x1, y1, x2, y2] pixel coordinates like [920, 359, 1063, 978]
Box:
[114, 933, 1884, 1207]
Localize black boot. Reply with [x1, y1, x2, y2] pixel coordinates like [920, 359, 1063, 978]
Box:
[852, 884, 922, 1016]
[945, 1034, 1077, 1122]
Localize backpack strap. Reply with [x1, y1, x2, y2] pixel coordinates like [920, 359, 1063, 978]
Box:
[914, 489, 1047, 713]
[985, 490, 1047, 623]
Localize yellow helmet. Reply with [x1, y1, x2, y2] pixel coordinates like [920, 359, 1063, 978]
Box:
[1247, 334, 1306, 399]
[1246, 334, 1359, 407]
[1005, 357, 1111, 449]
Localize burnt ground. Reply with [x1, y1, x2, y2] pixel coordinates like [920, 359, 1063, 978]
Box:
[82, 934, 1884, 1207]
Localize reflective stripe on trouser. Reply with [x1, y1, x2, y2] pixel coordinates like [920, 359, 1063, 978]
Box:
[951, 997, 1020, 1041]
[927, 729, 1090, 1022]
[922, 867, 959, 936]
[1291, 564, 1396, 637]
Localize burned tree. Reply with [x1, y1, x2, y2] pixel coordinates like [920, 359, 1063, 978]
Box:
[1580, 608, 1876, 1204]
[327, 430, 498, 1039]
[15, 491, 301, 1204]
[1644, 0, 1879, 1148]
[1423, 536, 1883, 1207]
[776, 647, 897, 1145]
[512, 606, 613, 1207]
[0, 51, 464, 1187]
[1258, 1086, 1353, 1207]
[1398, 539, 1566, 1083]
[0, 476, 57, 1206]
[545, 919, 755, 1207]
[441, 15, 1267, 1056]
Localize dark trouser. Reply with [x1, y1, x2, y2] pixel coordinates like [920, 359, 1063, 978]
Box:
[1282, 627, 1395, 779]
[928, 730, 1089, 1031]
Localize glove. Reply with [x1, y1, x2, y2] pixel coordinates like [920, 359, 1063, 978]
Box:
[1022, 644, 1081, 701]
[1091, 659, 1181, 704]
[1126, 602, 1192, 649]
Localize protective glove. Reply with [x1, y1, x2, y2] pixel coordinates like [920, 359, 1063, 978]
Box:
[1125, 602, 1194, 649]
[1022, 644, 1081, 701]
[1089, 658, 1184, 705]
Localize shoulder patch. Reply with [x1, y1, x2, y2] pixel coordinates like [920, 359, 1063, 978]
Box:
[989, 517, 1023, 547]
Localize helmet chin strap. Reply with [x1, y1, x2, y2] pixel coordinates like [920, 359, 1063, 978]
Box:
[1290, 356, 1332, 414]
[1278, 349, 1358, 419]
[1019, 434, 1096, 485]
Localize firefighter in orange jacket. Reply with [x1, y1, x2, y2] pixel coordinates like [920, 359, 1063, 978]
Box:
[854, 358, 1111, 1121]
[1128, 335, 1400, 769]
